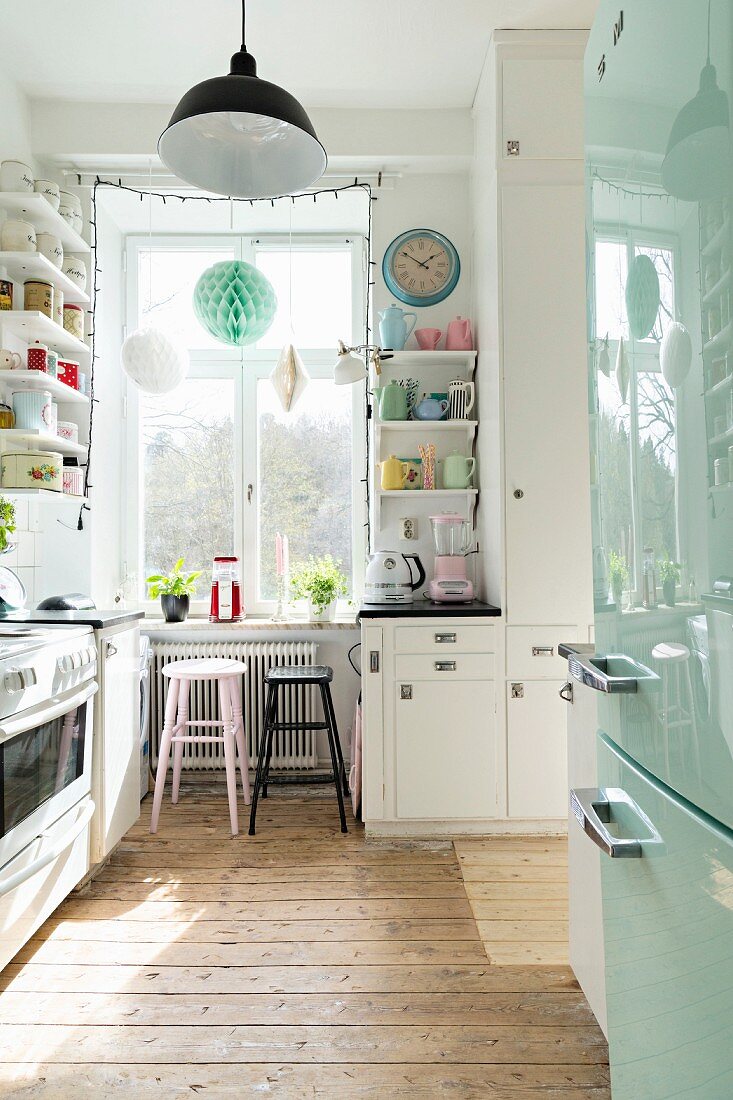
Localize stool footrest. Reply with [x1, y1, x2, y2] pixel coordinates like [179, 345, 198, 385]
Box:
[170, 735, 225, 743]
[266, 722, 329, 731]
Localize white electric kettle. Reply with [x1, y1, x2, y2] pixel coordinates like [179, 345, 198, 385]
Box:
[364, 551, 426, 604]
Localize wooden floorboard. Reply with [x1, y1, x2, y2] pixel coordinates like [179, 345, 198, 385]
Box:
[0, 783, 608, 1098]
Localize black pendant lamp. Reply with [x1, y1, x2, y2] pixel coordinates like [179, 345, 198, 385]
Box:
[662, 0, 732, 202]
[158, 0, 327, 199]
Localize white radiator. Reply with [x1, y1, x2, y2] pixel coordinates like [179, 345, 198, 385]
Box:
[149, 640, 320, 771]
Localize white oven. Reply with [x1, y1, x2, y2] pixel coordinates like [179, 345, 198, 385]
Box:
[0, 625, 98, 972]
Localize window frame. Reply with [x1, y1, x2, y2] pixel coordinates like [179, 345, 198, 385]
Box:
[594, 225, 683, 600]
[125, 232, 366, 617]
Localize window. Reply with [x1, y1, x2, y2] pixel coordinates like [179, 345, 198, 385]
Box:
[127, 234, 364, 612]
[594, 232, 679, 595]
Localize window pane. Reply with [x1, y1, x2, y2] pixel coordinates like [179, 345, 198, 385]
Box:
[634, 245, 675, 343]
[138, 248, 235, 350]
[141, 379, 236, 597]
[257, 379, 353, 599]
[637, 370, 677, 561]
[595, 240, 628, 342]
[254, 248, 353, 349]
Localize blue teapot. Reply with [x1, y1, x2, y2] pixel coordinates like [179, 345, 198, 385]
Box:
[412, 394, 449, 421]
[379, 304, 417, 350]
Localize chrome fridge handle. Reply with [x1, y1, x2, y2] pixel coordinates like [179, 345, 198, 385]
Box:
[568, 653, 658, 694]
[570, 787, 662, 858]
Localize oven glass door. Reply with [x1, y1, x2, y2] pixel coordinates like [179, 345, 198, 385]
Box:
[0, 682, 96, 865]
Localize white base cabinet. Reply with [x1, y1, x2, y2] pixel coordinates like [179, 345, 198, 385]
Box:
[90, 622, 141, 865]
[507, 679, 568, 820]
[362, 616, 498, 832]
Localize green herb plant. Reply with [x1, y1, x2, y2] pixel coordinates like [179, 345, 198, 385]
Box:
[657, 554, 681, 586]
[609, 551, 629, 589]
[147, 558, 202, 599]
[0, 496, 16, 554]
[290, 555, 348, 615]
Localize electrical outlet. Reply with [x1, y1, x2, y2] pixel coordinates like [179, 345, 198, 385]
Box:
[399, 517, 417, 541]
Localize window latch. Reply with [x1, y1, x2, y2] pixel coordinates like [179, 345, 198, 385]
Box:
[247, 483, 253, 504]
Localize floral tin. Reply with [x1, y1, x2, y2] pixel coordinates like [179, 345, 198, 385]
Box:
[2, 451, 63, 492]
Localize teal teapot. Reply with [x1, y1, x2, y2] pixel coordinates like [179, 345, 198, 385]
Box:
[377, 380, 409, 421]
[379, 303, 417, 350]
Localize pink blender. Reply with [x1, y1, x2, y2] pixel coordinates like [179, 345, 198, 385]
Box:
[428, 513, 474, 603]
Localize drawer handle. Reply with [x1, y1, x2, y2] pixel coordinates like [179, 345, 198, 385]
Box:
[434, 633, 457, 644]
[532, 646, 555, 657]
[434, 661, 457, 672]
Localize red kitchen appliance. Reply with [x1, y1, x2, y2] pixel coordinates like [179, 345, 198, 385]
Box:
[209, 556, 243, 622]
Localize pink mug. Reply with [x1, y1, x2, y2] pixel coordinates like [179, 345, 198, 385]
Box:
[415, 327, 442, 350]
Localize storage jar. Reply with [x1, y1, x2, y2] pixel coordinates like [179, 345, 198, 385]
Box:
[27, 342, 49, 372]
[2, 451, 62, 492]
[62, 304, 84, 340]
[12, 389, 53, 431]
[62, 466, 84, 496]
[23, 280, 54, 319]
[1, 219, 36, 252]
[57, 359, 79, 389]
[57, 421, 78, 443]
[53, 289, 64, 328]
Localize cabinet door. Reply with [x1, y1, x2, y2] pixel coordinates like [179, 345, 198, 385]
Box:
[92, 626, 140, 861]
[502, 59, 584, 160]
[507, 679, 567, 818]
[502, 183, 593, 626]
[395, 680, 496, 819]
[361, 625, 384, 823]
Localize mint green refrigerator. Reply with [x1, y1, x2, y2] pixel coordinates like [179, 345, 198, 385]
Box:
[573, 1, 733, 1095]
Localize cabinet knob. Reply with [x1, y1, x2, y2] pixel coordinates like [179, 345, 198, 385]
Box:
[105, 640, 118, 659]
[513, 489, 524, 500]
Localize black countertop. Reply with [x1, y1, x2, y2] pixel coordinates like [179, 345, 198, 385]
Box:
[358, 600, 501, 620]
[0, 610, 145, 630]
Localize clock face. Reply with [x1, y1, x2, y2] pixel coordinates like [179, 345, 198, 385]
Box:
[383, 229, 460, 307]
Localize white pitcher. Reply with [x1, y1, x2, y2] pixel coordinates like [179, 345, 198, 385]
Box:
[447, 379, 475, 419]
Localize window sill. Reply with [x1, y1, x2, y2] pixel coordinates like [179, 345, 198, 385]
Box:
[142, 614, 359, 632]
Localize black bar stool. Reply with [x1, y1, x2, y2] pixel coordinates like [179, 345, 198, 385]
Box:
[248, 665, 349, 835]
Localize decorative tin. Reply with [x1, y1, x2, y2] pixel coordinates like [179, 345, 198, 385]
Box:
[62, 466, 84, 496]
[57, 421, 78, 443]
[399, 457, 423, 490]
[53, 288, 64, 328]
[27, 343, 49, 372]
[2, 451, 62, 492]
[62, 304, 84, 340]
[12, 389, 53, 431]
[46, 350, 59, 379]
[0, 280, 12, 311]
[57, 359, 79, 390]
[23, 280, 54, 319]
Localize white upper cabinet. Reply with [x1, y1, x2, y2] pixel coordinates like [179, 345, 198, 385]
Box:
[501, 59, 585, 161]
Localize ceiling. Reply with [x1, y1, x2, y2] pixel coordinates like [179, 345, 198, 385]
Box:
[4, 0, 598, 110]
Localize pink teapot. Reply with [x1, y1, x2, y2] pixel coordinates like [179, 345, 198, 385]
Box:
[445, 316, 473, 350]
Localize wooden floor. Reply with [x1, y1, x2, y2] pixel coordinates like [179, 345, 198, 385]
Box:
[0, 784, 609, 1098]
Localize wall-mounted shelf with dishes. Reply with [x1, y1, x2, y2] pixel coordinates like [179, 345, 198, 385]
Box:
[1, 486, 87, 503]
[0, 311, 89, 360]
[0, 371, 89, 406]
[0, 252, 89, 305]
[375, 418, 478, 439]
[0, 192, 89, 254]
[1, 428, 87, 458]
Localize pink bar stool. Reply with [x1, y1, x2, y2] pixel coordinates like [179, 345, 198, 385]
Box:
[150, 658, 251, 835]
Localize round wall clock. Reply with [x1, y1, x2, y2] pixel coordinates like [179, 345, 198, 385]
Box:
[382, 228, 460, 307]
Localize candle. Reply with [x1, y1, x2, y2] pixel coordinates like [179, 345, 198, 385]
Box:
[282, 535, 289, 577]
[276, 533, 283, 577]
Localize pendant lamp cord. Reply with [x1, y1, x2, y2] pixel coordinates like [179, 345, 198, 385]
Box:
[241, 0, 247, 50]
[707, 0, 712, 63]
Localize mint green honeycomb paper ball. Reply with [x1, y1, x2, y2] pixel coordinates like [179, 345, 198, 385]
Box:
[193, 260, 277, 346]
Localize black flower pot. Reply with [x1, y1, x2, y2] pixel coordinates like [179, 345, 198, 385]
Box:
[161, 594, 189, 623]
[662, 579, 676, 608]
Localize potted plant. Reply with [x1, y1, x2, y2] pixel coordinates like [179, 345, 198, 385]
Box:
[0, 496, 16, 555]
[658, 554, 681, 607]
[147, 558, 203, 623]
[290, 554, 348, 622]
[609, 550, 629, 608]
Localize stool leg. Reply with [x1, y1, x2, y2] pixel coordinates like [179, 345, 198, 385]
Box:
[171, 679, 190, 805]
[320, 684, 347, 834]
[150, 678, 180, 834]
[323, 684, 349, 796]
[218, 678, 239, 836]
[661, 668, 671, 778]
[249, 683, 277, 836]
[230, 678, 251, 805]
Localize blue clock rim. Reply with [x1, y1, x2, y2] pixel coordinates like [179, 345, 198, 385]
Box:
[382, 228, 460, 307]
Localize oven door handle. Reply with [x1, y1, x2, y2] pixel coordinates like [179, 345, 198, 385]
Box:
[0, 680, 98, 744]
[0, 797, 95, 899]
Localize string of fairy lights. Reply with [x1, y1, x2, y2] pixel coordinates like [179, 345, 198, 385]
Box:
[82, 176, 376, 543]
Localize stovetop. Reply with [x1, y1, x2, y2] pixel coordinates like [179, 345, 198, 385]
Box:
[0, 623, 91, 659]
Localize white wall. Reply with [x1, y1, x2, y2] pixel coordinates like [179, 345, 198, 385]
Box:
[0, 70, 35, 171]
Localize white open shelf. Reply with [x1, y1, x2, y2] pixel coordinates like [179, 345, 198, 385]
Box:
[0, 312, 90, 359]
[375, 419, 478, 437]
[0, 251, 89, 305]
[380, 350, 477, 376]
[0, 428, 87, 458]
[0, 370, 89, 406]
[2, 487, 86, 502]
[0, 193, 89, 254]
[377, 488, 478, 498]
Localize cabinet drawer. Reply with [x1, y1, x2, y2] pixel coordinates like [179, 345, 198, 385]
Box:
[506, 625, 578, 679]
[395, 623, 495, 655]
[395, 652, 494, 681]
